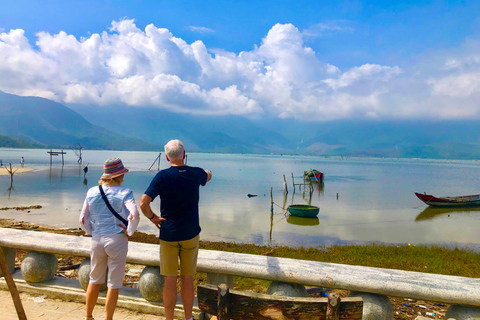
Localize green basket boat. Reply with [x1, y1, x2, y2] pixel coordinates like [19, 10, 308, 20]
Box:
[287, 204, 320, 218]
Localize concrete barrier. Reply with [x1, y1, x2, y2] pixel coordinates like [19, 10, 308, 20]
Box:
[1, 227, 480, 315]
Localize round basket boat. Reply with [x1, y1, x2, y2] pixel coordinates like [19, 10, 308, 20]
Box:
[287, 205, 319, 218]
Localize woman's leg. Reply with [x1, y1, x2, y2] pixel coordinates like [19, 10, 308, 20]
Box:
[105, 288, 119, 320]
[104, 234, 128, 320]
[85, 283, 101, 318]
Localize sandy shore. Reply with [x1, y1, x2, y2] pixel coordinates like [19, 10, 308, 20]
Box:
[0, 166, 34, 175]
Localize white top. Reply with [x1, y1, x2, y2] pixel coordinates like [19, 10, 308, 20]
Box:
[79, 185, 140, 236]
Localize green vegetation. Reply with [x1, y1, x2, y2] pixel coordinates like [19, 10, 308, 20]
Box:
[198, 241, 480, 292]
[0, 134, 42, 148]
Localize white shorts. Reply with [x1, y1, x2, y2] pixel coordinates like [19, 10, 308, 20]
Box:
[90, 233, 128, 289]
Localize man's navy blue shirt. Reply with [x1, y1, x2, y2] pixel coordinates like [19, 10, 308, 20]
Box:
[145, 166, 208, 241]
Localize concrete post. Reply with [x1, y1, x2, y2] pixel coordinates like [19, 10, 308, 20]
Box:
[349, 292, 394, 320]
[21, 251, 57, 283]
[267, 281, 308, 297]
[206, 272, 234, 288]
[138, 266, 164, 302]
[446, 304, 480, 320]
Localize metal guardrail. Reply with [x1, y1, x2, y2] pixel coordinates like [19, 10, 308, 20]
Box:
[1, 228, 480, 306]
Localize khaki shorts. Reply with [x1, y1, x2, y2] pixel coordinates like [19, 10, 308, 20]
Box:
[160, 235, 199, 276]
[90, 233, 128, 289]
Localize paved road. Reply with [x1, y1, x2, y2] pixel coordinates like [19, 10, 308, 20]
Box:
[0, 289, 169, 320]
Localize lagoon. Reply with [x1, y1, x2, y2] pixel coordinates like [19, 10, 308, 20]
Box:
[1, 148, 480, 250]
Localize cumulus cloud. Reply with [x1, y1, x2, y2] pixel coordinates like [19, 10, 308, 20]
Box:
[0, 19, 480, 120]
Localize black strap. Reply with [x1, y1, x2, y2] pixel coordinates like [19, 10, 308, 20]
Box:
[99, 185, 129, 228]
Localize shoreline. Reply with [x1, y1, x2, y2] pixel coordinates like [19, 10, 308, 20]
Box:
[0, 166, 34, 175]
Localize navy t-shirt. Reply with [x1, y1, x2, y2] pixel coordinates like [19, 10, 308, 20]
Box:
[145, 166, 208, 241]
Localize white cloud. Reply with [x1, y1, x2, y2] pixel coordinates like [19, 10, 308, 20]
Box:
[1, 19, 480, 120]
[186, 26, 215, 34]
[302, 21, 354, 39]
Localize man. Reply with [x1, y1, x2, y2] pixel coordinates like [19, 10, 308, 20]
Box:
[140, 139, 212, 320]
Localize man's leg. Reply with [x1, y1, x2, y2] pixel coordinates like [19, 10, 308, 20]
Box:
[85, 283, 101, 318]
[178, 235, 199, 320]
[164, 275, 178, 320]
[105, 288, 119, 320]
[181, 275, 195, 320]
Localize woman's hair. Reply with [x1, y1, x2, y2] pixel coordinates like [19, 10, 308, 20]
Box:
[98, 174, 124, 186]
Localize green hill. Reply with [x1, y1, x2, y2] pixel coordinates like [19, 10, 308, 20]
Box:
[0, 91, 159, 151]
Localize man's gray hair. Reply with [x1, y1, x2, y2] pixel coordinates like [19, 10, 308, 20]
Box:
[164, 139, 185, 160]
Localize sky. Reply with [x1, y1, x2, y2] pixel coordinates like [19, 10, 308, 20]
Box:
[1, 0, 480, 121]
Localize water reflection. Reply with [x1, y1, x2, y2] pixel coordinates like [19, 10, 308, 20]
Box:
[287, 216, 320, 226]
[415, 206, 480, 221]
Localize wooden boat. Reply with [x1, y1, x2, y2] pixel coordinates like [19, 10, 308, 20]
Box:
[287, 204, 319, 218]
[414, 192, 480, 207]
[304, 169, 324, 182]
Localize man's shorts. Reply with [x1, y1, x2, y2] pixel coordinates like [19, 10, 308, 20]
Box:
[160, 235, 200, 276]
[90, 233, 128, 289]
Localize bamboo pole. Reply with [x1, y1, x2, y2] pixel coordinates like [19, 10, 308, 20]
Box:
[0, 247, 27, 320]
[283, 174, 288, 194]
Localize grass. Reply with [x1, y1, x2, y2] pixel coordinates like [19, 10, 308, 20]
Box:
[198, 240, 480, 292]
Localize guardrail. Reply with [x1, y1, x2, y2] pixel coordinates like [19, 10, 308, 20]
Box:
[1, 227, 480, 317]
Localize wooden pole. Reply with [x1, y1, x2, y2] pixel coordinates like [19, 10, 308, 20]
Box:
[157, 152, 161, 171]
[0, 247, 27, 320]
[49, 149, 52, 166]
[270, 187, 273, 214]
[61, 149, 64, 166]
[291, 172, 295, 192]
[283, 174, 288, 194]
[148, 154, 160, 171]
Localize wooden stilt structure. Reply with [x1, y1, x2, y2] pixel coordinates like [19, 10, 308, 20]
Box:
[47, 149, 66, 166]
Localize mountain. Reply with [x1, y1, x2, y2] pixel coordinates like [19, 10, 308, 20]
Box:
[69, 103, 480, 159]
[0, 91, 159, 150]
[1, 91, 480, 159]
[0, 134, 43, 148]
[67, 104, 294, 154]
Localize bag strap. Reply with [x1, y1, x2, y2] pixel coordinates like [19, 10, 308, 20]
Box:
[99, 185, 129, 228]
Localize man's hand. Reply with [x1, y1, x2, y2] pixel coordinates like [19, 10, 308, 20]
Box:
[149, 215, 165, 229]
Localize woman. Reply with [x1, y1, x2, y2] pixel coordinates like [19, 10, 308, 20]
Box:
[80, 157, 140, 320]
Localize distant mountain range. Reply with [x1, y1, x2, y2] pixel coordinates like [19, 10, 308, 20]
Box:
[0, 91, 158, 151]
[1, 90, 480, 159]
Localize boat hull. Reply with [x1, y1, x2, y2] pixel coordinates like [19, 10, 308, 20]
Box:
[304, 169, 324, 183]
[287, 205, 319, 218]
[414, 192, 480, 207]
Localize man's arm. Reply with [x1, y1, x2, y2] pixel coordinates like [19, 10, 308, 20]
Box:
[140, 194, 164, 229]
[205, 169, 212, 182]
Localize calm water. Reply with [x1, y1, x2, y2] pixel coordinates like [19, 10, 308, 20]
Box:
[1, 148, 480, 250]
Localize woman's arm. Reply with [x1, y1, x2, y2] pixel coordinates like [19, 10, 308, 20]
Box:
[124, 198, 140, 236]
[79, 200, 92, 235]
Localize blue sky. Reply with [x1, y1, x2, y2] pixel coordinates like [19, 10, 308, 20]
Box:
[1, 0, 480, 120]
